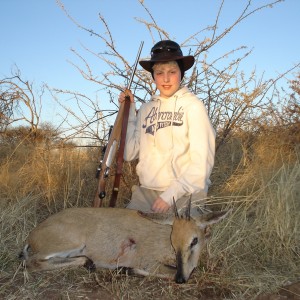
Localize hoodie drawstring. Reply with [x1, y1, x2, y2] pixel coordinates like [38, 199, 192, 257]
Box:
[152, 95, 177, 150]
[171, 96, 178, 150]
[153, 99, 161, 147]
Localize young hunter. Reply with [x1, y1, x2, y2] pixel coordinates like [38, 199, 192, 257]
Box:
[119, 40, 215, 215]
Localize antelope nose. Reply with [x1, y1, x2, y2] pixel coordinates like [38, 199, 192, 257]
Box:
[175, 274, 186, 284]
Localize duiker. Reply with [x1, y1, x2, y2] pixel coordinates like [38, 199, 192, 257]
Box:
[20, 202, 230, 283]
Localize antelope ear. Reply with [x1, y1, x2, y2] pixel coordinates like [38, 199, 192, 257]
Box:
[195, 209, 232, 229]
[137, 211, 174, 225]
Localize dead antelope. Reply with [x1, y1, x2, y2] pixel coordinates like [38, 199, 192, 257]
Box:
[20, 202, 230, 283]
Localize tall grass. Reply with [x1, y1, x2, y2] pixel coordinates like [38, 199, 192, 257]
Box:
[205, 161, 300, 298]
[0, 130, 299, 299]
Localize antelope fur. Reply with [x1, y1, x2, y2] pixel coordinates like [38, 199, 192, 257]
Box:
[20, 202, 229, 283]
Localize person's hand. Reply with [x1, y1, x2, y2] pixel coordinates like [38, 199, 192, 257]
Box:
[152, 197, 171, 213]
[118, 88, 134, 103]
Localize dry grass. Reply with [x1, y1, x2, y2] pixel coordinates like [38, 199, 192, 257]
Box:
[0, 131, 299, 299]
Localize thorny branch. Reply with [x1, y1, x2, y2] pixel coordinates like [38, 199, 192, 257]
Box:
[2, 0, 297, 151]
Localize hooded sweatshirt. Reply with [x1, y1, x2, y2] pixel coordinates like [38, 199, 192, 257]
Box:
[124, 86, 216, 206]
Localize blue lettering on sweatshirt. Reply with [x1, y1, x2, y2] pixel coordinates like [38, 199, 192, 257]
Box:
[142, 106, 184, 135]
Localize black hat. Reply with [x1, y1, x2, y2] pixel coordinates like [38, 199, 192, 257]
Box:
[139, 40, 195, 73]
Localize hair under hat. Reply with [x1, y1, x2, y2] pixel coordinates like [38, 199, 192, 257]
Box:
[139, 40, 195, 79]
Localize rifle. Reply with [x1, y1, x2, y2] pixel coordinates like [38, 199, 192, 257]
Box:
[93, 41, 144, 208]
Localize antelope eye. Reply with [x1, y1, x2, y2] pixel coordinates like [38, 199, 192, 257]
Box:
[190, 237, 198, 248]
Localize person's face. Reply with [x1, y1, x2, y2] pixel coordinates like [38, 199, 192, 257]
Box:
[153, 62, 181, 98]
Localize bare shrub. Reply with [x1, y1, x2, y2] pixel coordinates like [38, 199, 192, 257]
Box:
[0, 68, 43, 133]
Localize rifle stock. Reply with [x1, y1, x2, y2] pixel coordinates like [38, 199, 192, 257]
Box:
[93, 101, 126, 207]
[93, 41, 144, 208]
[109, 93, 131, 207]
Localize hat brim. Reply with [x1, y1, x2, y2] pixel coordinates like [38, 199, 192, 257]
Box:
[139, 55, 195, 73]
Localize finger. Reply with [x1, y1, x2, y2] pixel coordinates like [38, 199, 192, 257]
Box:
[152, 204, 159, 213]
[118, 92, 125, 103]
[124, 89, 134, 103]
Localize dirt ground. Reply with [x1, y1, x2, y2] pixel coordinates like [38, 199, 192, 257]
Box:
[1, 269, 299, 300]
[256, 281, 300, 300]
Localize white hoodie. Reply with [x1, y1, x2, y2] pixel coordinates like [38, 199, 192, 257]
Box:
[124, 87, 216, 206]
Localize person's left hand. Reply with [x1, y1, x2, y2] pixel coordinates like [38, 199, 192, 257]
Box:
[118, 88, 134, 103]
[152, 197, 171, 213]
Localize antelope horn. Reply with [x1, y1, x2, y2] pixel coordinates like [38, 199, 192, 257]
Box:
[173, 198, 179, 219]
[185, 196, 192, 221]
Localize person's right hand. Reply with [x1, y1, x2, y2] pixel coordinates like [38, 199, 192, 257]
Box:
[118, 88, 134, 103]
[152, 197, 171, 213]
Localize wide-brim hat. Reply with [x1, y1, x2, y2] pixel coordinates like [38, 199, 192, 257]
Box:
[139, 40, 195, 73]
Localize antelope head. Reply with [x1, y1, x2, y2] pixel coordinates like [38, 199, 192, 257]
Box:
[171, 199, 230, 283]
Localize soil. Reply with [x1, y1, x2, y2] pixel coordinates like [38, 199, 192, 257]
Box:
[256, 281, 300, 300]
[1, 268, 299, 299]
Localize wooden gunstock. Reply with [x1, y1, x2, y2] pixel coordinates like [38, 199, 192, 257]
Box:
[109, 94, 131, 207]
[93, 101, 126, 207]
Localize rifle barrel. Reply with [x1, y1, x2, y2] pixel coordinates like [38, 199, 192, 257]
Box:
[127, 41, 144, 90]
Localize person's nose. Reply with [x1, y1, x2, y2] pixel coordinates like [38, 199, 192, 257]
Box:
[163, 73, 170, 82]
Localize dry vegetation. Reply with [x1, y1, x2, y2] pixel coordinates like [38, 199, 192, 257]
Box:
[1, 1, 299, 299]
[0, 125, 299, 300]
